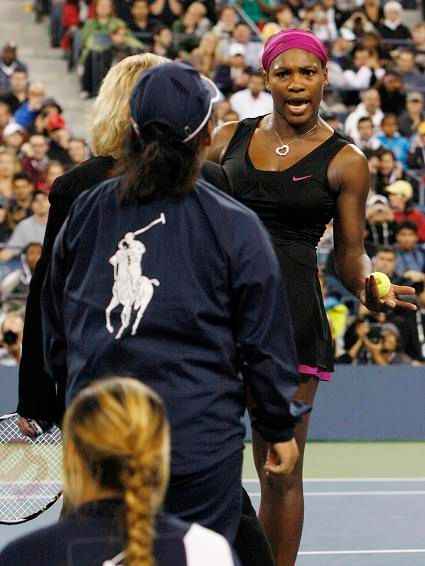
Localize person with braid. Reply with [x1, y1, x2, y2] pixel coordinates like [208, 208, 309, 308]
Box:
[0, 378, 239, 566]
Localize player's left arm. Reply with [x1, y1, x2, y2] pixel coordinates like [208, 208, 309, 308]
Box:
[330, 144, 415, 312]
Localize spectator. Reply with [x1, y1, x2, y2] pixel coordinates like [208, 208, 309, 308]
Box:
[213, 44, 251, 96]
[0, 69, 28, 114]
[68, 137, 90, 166]
[360, 31, 390, 63]
[14, 81, 46, 129]
[212, 5, 238, 41]
[0, 242, 42, 308]
[361, 0, 384, 29]
[60, 0, 95, 69]
[214, 99, 231, 127]
[0, 148, 17, 199]
[373, 245, 407, 286]
[20, 135, 50, 186]
[378, 1, 412, 43]
[344, 89, 384, 139]
[407, 121, 425, 170]
[46, 115, 73, 167]
[342, 46, 385, 91]
[365, 194, 396, 248]
[7, 172, 34, 231]
[328, 31, 355, 74]
[0, 312, 24, 366]
[362, 322, 412, 365]
[190, 32, 223, 78]
[41, 161, 65, 193]
[0, 101, 12, 144]
[152, 25, 178, 58]
[2, 123, 26, 153]
[336, 304, 387, 365]
[229, 72, 273, 121]
[352, 116, 381, 151]
[78, 0, 125, 66]
[412, 22, 425, 72]
[172, 2, 211, 53]
[149, 0, 183, 27]
[375, 148, 404, 195]
[225, 23, 260, 70]
[386, 180, 425, 242]
[127, 0, 158, 41]
[377, 113, 410, 168]
[0, 42, 27, 92]
[182, 0, 217, 24]
[341, 10, 376, 38]
[376, 70, 406, 115]
[394, 220, 425, 284]
[396, 49, 424, 92]
[0, 190, 49, 263]
[398, 92, 424, 139]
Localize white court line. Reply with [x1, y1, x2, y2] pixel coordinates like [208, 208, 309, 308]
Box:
[247, 490, 425, 497]
[299, 549, 425, 556]
[243, 477, 425, 483]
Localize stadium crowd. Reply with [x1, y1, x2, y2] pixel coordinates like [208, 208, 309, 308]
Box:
[0, 0, 423, 367]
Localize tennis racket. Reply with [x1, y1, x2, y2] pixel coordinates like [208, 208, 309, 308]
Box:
[0, 412, 62, 524]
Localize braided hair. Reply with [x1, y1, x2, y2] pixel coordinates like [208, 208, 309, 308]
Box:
[62, 378, 170, 566]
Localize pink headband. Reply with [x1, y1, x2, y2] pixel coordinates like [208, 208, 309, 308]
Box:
[262, 29, 328, 72]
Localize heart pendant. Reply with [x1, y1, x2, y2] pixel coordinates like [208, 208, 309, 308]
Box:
[275, 144, 289, 156]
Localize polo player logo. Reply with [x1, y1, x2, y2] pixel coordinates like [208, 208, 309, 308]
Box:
[105, 213, 166, 339]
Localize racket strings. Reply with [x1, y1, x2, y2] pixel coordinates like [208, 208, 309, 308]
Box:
[0, 414, 62, 523]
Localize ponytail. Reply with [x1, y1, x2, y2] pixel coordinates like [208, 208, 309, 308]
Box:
[114, 123, 208, 204]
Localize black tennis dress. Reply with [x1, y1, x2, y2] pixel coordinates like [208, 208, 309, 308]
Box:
[222, 117, 350, 376]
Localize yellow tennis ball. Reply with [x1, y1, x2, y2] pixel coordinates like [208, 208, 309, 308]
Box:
[370, 272, 391, 298]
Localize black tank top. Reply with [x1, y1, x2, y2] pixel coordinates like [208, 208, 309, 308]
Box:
[222, 117, 351, 372]
[222, 116, 350, 253]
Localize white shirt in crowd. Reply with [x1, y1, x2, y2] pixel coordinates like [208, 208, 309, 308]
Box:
[344, 102, 384, 139]
[230, 89, 273, 120]
[6, 216, 47, 257]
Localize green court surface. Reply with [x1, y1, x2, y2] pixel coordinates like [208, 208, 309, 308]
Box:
[243, 441, 425, 479]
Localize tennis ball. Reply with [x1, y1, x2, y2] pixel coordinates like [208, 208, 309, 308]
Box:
[370, 272, 391, 298]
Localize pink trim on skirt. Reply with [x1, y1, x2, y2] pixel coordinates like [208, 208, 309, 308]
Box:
[298, 364, 332, 382]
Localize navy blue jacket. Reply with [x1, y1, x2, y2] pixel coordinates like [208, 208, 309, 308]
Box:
[0, 500, 240, 566]
[42, 178, 301, 474]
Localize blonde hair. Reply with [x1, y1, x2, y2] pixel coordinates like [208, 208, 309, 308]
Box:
[63, 378, 170, 566]
[89, 53, 168, 158]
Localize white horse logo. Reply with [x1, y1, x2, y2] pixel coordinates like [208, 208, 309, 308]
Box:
[105, 213, 166, 339]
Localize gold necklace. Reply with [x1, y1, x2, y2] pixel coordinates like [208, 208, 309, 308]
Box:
[271, 119, 319, 157]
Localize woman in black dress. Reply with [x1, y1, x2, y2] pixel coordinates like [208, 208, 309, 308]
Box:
[209, 29, 415, 565]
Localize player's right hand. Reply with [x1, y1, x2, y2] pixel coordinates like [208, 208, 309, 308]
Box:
[264, 438, 299, 475]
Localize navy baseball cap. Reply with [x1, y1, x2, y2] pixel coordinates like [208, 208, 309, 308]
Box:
[130, 62, 220, 143]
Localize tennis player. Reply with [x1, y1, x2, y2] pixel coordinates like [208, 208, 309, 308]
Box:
[209, 29, 416, 564]
[0, 378, 239, 565]
[41, 62, 309, 545]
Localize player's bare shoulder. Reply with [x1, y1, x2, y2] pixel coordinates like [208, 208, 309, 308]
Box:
[328, 142, 369, 194]
[208, 121, 239, 163]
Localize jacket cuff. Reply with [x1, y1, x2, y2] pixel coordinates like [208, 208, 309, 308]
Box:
[251, 400, 312, 443]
